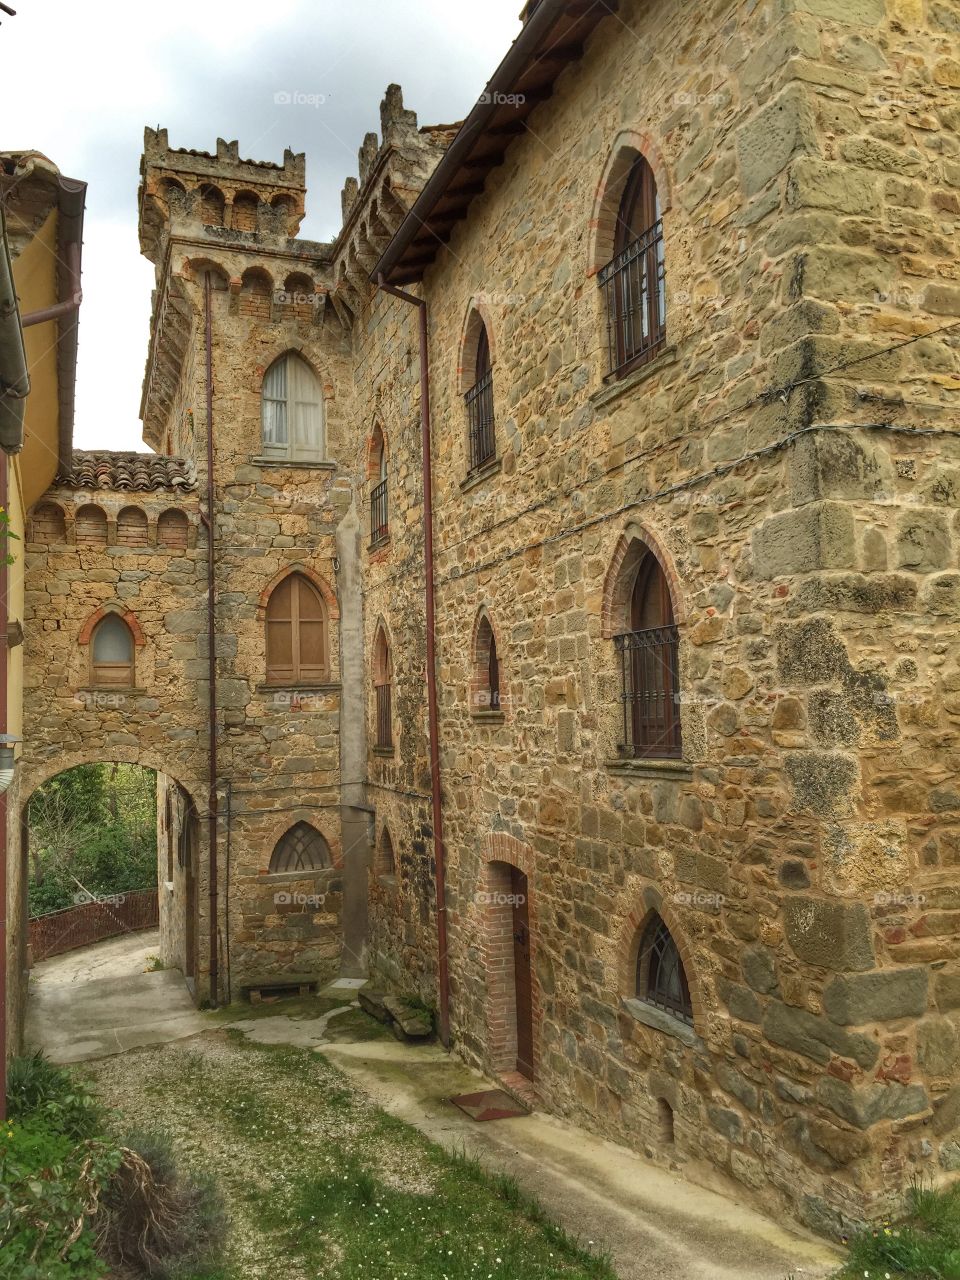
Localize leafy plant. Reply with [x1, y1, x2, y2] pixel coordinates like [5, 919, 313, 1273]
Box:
[6, 1051, 103, 1141]
[838, 1178, 960, 1279]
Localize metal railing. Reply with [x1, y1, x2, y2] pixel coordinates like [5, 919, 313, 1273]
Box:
[465, 368, 496, 471]
[375, 683, 393, 750]
[370, 477, 389, 543]
[613, 624, 681, 758]
[599, 219, 666, 380]
[29, 888, 159, 962]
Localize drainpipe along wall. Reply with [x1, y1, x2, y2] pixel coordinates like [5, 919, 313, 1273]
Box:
[203, 272, 220, 1007]
[375, 275, 450, 1048]
[0, 451, 8, 1120]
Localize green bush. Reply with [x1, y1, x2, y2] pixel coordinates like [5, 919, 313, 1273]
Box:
[839, 1180, 960, 1279]
[0, 1056, 120, 1279]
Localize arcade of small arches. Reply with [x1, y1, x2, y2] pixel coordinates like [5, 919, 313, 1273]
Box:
[29, 501, 193, 550]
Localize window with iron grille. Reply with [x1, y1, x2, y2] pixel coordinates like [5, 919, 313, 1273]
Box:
[465, 325, 496, 472]
[614, 554, 681, 758]
[598, 155, 666, 381]
[373, 626, 393, 750]
[268, 821, 331, 873]
[370, 426, 389, 543]
[637, 914, 692, 1025]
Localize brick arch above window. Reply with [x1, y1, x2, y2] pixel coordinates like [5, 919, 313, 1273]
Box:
[480, 831, 534, 878]
[616, 884, 705, 1033]
[457, 299, 497, 397]
[601, 521, 684, 639]
[268, 821, 332, 873]
[588, 129, 672, 277]
[78, 605, 146, 648]
[256, 564, 338, 622]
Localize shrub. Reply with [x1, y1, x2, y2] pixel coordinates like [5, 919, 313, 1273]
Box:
[96, 1130, 228, 1279]
[7, 1051, 103, 1141]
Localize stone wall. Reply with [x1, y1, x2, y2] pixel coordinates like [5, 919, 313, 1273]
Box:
[352, 0, 960, 1236]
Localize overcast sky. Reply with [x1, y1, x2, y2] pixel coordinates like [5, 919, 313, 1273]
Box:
[2, 0, 523, 453]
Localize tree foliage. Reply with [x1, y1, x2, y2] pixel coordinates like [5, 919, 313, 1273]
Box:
[27, 765, 157, 917]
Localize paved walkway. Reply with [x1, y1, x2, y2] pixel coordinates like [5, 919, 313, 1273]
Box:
[319, 1029, 840, 1280]
[26, 930, 207, 1064]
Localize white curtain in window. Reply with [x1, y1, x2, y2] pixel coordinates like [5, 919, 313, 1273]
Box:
[262, 357, 288, 447]
[92, 615, 133, 662]
[288, 354, 323, 459]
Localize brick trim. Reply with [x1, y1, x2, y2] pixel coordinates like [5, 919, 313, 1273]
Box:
[469, 606, 504, 715]
[616, 886, 705, 1034]
[479, 834, 541, 1080]
[78, 605, 146, 648]
[256, 564, 339, 622]
[587, 129, 673, 278]
[600, 520, 685, 639]
[365, 420, 388, 482]
[457, 298, 497, 396]
[372, 616, 393, 685]
[257, 813, 343, 874]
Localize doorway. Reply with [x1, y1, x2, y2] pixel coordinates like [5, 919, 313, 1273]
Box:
[511, 867, 534, 1079]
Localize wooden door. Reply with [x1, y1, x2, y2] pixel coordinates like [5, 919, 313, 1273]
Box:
[511, 867, 534, 1079]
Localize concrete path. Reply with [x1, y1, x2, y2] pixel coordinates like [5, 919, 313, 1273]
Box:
[317, 1030, 841, 1280]
[26, 930, 208, 1064]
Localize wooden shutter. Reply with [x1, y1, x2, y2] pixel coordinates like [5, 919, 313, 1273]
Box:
[266, 574, 326, 684]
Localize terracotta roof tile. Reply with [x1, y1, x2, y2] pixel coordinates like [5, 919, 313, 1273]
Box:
[57, 450, 197, 493]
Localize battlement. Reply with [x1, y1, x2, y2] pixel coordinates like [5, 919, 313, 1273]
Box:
[139, 127, 307, 263]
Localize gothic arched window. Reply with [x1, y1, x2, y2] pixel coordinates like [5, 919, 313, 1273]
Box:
[91, 614, 135, 688]
[261, 351, 324, 462]
[265, 572, 328, 685]
[599, 154, 666, 378]
[269, 822, 331, 873]
[637, 914, 692, 1025]
[613, 547, 680, 758]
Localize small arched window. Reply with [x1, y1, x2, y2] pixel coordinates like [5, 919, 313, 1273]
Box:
[464, 318, 496, 473]
[232, 191, 259, 233]
[198, 183, 225, 227]
[472, 614, 501, 714]
[268, 821, 331, 873]
[370, 424, 388, 545]
[599, 155, 665, 379]
[30, 503, 65, 543]
[91, 614, 135, 688]
[373, 626, 393, 751]
[75, 504, 107, 546]
[614, 549, 680, 758]
[117, 506, 148, 546]
[261, 352, 324, 462]
[265, 572, 328, 686]
[376, 827, 396, 879]
[637, 914, 692, 1025]
[158, 509, 189, 549]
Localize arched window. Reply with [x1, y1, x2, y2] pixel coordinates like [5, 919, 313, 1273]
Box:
[599, 155, 665, 379]
[91, 614, 135, 688]
[198, 183, 225, 227]
[376, 827, 396, 879]
[373, 626, 393, 751]
[75, 504, 107, 546]
[637, 914, 692, 1025]
[261, 351, 324, 462]
[613, 548, 680, 758]
[232, 191, 259, 233]
[30, 503, 65, 543]
[158, 509, 189, 548]
[369, 424, 388, 544]
[117, 506, 148, 546]
[464, 318, 496, 473]
[265, 572, 328, 685]
[268, 821, 331, 873]
[472, 613, 501, 714]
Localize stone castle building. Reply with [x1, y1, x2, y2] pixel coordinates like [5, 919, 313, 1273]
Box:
[15, 0, 960, 1239]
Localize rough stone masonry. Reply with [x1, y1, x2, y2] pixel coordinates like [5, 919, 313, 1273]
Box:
[16, 0, 960, 1240]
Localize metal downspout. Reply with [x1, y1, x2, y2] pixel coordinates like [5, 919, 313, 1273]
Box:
[375, 274, 450, 1048]
[203, 272, 219, 1007]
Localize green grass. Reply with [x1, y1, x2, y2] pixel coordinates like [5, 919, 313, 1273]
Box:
[90, 1031, 615, 1280]
[834, 1180, 960, 1280]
